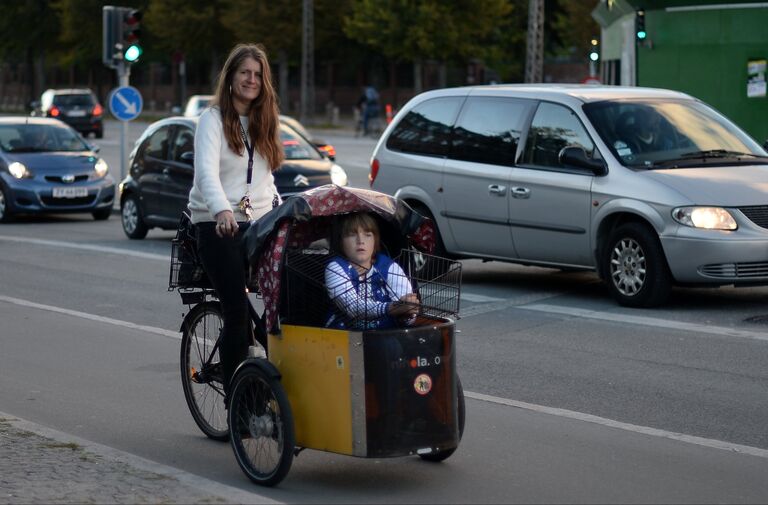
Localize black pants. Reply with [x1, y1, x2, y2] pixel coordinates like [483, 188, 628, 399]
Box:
[196, 221, 251, 394]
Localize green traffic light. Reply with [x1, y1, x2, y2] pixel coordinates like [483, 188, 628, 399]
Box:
[637, 30, 647, 40]
[124, 44, 142, 62]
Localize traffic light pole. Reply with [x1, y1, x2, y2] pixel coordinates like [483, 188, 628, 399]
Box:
[116, 60, 131, 184]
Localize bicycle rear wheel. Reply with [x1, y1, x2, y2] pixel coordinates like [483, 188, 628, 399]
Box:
[180, 301, 228, 441]
[229, 363, 295, 487]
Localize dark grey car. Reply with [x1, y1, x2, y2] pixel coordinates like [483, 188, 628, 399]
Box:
[370, 85, 768, 307]
[119, 116, 348, 239]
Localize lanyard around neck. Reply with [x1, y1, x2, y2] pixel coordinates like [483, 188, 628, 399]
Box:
[239, 121, 254, 185]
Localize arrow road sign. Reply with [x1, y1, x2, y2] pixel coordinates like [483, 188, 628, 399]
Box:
[109, 86, 143, 121]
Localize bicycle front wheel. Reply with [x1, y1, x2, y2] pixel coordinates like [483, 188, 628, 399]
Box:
[180, 301, 228, 441]
[229, 363, 295, 487]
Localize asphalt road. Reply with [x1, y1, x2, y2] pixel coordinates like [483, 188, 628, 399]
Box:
[0, 118, 767, 502]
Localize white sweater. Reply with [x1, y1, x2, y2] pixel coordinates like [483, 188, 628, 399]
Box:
[188, 107, 277, 224]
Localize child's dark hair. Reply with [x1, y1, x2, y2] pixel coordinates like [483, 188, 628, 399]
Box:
[331, 213, 381, 254]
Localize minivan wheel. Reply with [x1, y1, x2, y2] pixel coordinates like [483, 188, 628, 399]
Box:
[121, 194, 149, 239]
[604, 223, 671, 307]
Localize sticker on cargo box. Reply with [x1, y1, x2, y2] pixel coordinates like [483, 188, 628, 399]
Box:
[414, 374, 432, 395]
[336, 356, 344, 369]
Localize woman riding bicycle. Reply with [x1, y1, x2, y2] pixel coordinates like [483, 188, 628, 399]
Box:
[187, 43, 283, 404]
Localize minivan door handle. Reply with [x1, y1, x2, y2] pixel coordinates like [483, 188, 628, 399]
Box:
[511, 186, 531, 199]
[488, 184, 507, 196]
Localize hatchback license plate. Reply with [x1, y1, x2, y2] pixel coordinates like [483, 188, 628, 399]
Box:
[67, 110, 86, 117]
[53, 187, 88, 198]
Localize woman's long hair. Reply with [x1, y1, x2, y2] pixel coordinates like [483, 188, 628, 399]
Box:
[212, 43, 284, 171]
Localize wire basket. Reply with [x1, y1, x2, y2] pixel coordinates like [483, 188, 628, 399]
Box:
[168, 213, 211, 290]
[281, 248, 461, 330]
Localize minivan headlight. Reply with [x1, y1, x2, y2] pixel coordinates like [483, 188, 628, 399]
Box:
[94, 158, 109, 178]
[330, 164, 348, 186]
[672, 206, 737, 230]
[8, 161, 32, 179]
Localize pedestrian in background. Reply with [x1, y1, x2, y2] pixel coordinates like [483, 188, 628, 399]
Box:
[187, 43, 284, 403]
[356, 85, 380, 136]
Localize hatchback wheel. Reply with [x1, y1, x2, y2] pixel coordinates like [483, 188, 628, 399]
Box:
[0, 184, 13, 223]
[603, 223, 671, 307]
[121, 194, 149, 239]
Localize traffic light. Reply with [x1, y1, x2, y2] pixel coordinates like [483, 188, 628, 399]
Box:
[103, 6, 142, 67]
[636, 9, 647, 41]
[121, 9, 142, 63]
[589, 37, 600, 62]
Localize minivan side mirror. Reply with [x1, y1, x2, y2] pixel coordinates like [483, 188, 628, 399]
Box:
[179, 151, 195, 166]
[559, 146, 607, 176]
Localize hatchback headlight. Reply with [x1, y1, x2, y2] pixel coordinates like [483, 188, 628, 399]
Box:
[330, 164, 348, 186]
[672, 206, 737, 230]
[94, 158, 109, 178]
[8, 161, 32, 179]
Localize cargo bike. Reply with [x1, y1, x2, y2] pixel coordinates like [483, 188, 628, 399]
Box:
[169, 185, 465, 487]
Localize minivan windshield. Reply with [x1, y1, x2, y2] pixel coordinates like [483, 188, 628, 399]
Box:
[583, 99, 768, 169]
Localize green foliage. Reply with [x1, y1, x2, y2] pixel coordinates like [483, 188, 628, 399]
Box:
[0, 0, 60, 61]
[53, 0, 109, 68]
[343, 0, 523, 80]
[144, 0, 232, 62]
[220, 0, 302, 62]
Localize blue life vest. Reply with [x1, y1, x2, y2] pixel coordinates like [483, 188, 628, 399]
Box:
[325, 253, 399, 330]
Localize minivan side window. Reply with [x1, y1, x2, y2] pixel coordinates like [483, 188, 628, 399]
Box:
[386, 97, 463, 156]
[522, 102, 596, 169]
[451, 97, 531, 166]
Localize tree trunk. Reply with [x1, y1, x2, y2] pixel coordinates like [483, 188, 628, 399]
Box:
[388, 61, 397, 109]
[413, 59, 422, 95]
[33, 51, 46, 103]
[209, 49, 220, 91]
[438, 62, 447, 88]
[278, 49, 289, 113]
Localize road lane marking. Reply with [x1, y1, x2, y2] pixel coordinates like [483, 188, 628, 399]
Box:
[0, 235, 168, 261]
[460, 290, 567, 318]
[0, 295, 180, 340]
[4, 294, 767, 460]
[464, 391, 768, 460]
[520, 303, 768, 342]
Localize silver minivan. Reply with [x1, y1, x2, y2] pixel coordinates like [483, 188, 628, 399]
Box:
[370, 85, 768, 307]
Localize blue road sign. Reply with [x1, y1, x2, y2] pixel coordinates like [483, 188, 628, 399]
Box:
[109, 86, 143, 121]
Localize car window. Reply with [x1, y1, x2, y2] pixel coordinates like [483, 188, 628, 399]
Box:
[0, 124, 89, 153]
[522, 102, 596, 169]
[386, 97, 464, 156]
[450, 97, 531, 166]
[144, 126, 171, 160]
[170, 127, 195, 163]
[52, 94, 95, 107]
[583, 99, 766, 168]
[280, 125, 322, 160]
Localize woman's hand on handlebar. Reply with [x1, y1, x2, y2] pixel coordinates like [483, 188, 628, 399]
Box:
[215, 210, 238, 238]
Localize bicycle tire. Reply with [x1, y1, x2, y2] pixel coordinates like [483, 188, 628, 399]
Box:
[180, 301, 229, 441]
[419, 375, 465, 462]
[228, 363, 295, 487]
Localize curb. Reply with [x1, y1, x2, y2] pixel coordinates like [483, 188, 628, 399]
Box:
[0, 411, 281, 504]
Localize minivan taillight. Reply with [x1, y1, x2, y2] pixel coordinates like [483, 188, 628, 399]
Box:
[49, 106, 60, 117]
[92, 104, 103, 116]
[369, 158, 380, 187]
